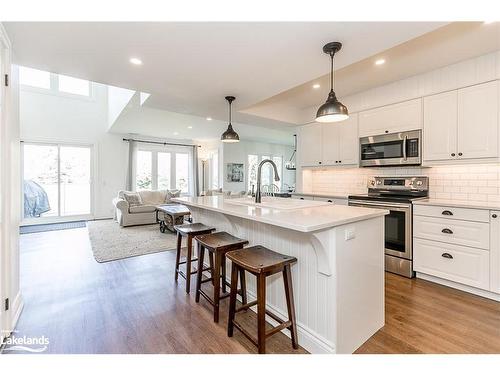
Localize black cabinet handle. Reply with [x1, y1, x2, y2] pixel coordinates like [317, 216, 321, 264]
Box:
[318, 161, 322, 164]
[327, 200, 333, 203]
[335, 161, 338, 163]
[441, 228, 453, 234]
[441, 210, 453, 216]
[451, 153, 456, 157]
[339, 160, 342, 163]
[441, 253, 453, 259]
[493, 214, 498, 218]
[458, 152, 463, 156]
[385, 130, 389, 134]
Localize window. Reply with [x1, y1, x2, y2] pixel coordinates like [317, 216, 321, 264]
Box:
[157, 152, 171, 190]
[58, 74, 90, 96]
[136, 151, 152, 191]
[176, 153, 189, 193]
[19, 66, 91, 97]
[134, 147, 192, 195]
[210, 152, 219, 189]
[23, 143, 92, 220]
[247, 154, 283, 193]
[19, 66, 51, 89]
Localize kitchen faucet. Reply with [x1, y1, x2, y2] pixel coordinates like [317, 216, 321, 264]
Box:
[255, 159, 280, 203]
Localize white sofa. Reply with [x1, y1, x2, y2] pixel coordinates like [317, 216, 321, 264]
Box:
[112, 190, 181, 227]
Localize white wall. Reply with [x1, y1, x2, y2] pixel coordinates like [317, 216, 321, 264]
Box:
[222, 140, 296, 193]
[19, 80, 128, 219]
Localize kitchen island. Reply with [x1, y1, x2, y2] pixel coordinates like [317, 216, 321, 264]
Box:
[173, 195, 388, 354]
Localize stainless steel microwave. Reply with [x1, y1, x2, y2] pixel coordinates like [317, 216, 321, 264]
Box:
[360, 130, 422, 167]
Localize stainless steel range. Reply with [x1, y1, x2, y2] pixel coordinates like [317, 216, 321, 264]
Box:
[348, 176, 429, 278]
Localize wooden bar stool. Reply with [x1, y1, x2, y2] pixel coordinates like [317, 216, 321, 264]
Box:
[226, 245, 298, 354]
[174, 223, 215, 293]
[194, 232, 249, 323]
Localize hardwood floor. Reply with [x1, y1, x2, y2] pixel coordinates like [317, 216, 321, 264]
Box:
[8, 227, 306, 354]
[6, 226, 500, 354]
[356, 272, 500, 353]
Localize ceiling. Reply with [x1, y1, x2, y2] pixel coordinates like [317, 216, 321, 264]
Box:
[243, 22, 500, 124]
[5, 21, 447, 136]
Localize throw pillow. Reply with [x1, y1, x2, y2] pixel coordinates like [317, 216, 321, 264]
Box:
[123, 192, 143, 207]
[165, 189, 181, 203]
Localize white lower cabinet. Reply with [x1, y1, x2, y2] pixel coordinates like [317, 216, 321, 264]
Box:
[413, 204, 500, 297]
[490, 211, 500, 294]
[414, 238, 490, 290]
[313, 196, 348, 205]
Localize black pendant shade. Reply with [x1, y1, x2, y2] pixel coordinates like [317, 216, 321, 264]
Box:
[315, 42, 349, 123]
[221, 96, 240, 143]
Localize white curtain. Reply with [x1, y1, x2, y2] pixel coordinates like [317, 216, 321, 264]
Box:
[126, 140, 138, 191]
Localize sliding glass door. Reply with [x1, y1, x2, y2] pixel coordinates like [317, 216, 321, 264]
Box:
[22, 142, 93, 222]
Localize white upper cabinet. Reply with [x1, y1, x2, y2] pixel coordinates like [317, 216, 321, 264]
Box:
[297, 123, 322, 166]
[457, 81, 498, 160]
[423, 81, 499, 164]
[358, 98, 422, 137]
[423, 90, 458, 161]
[297, 114, 359, 167]
[337, 114, 359, 165]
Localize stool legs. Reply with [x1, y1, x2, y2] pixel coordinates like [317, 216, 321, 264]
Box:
[256, 273, 267, 354]
[283, 265, 298, 349]
[174, 232, 182, 283]
[239, 268, 247, 306]
[213, 252, 222, 322]
[195, 244, 205, 303]
[185, 235, 193, 293]
[227, 262, 239, 337]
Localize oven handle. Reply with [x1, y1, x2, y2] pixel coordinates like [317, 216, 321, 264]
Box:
[403, 135, 408, 161]
[348, 200, 411, 210]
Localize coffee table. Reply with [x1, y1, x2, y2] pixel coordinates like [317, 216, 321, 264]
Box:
[156, 204, 191, 233]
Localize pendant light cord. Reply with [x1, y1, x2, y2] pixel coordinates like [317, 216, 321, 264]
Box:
[330, 52, 334, 93]
[229, 100, 232, 124]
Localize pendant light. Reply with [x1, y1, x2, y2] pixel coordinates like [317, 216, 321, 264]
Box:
[221, 96, 240, 143]
[315, 42, 349, 123]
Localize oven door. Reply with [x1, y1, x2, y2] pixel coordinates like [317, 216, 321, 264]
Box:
[348, 200, 412, 260]
[360, 130, 421, 167]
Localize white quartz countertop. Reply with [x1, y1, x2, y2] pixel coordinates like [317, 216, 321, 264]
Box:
[291, 192, 349, 199]
[173, 196, 388, 233]
[413, 198, 500, 211]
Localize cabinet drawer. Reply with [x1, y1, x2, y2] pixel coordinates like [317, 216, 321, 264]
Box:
[414, 238, 490, 290]
[313, 197, 348, 205]
[413, 204, 490, 223]
[414, 215, 490, 250]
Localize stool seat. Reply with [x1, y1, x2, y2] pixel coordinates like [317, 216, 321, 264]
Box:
[226, 245, 297, 274]
[174, 222, 216, 294]
[196, 231, 248, 251]
[195, 232, 248, 323]
[174, 222, 215, 236]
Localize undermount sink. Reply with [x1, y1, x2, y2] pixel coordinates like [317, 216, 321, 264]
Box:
[225, 196, 330, 210]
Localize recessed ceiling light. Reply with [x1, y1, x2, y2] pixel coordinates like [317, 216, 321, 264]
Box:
[312, 83, 321, 89]
[129, 57, 143, 65]
[206, 117, 212, 121]
[188, 126, 193, 129]
[375, 59, 386, 66]
[173, 132, 179, 135]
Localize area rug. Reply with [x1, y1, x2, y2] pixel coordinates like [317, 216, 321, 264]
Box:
[87, 220, 182, 263]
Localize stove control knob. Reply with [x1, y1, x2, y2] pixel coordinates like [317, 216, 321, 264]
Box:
[376, 180, 382, 185]
[416, 180, 423, 186]
[369, 180, 376, 186]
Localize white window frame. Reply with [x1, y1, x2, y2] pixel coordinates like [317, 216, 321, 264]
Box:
[247, 154, 284, 192]
[135, 145, 193, 196]
[19, 67, 94, 101]
[20, 140, 95, 225]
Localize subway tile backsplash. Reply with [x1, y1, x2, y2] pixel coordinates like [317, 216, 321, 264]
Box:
[302, 164, 500, 203]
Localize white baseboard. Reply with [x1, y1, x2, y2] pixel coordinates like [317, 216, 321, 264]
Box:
[416, 272, 500, 302]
